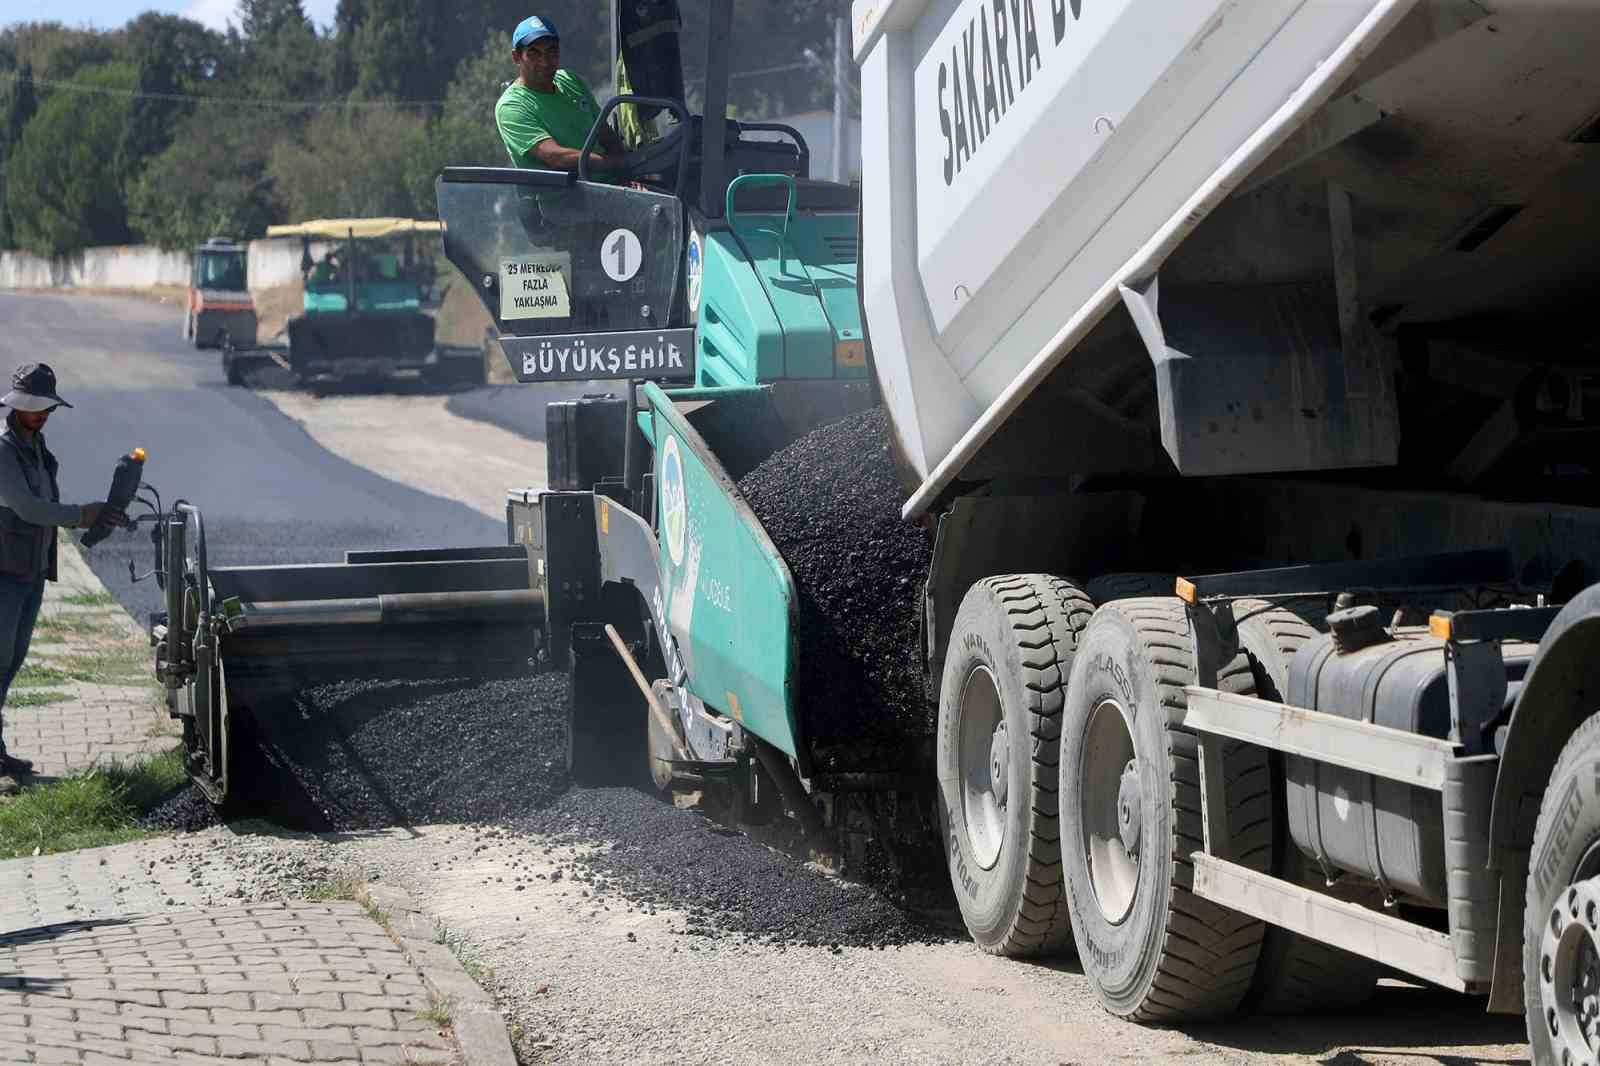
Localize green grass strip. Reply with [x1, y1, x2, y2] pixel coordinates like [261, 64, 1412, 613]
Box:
[0, 747, 188, 860]
[13, 651, 154, 689]
[61, 592, 118, 608]
[6, 690, 73, 707]
[34, 615, 116, 638]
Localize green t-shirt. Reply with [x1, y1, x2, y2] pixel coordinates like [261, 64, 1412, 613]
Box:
[496, 72, 601, 167]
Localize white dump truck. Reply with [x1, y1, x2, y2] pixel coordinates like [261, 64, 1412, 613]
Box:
[855, 0, 1600, 1054]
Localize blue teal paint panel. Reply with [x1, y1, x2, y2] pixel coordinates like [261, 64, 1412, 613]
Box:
[644, 382, 801, 758]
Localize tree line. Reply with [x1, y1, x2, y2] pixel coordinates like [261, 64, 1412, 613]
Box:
[0, 0, 843, 257]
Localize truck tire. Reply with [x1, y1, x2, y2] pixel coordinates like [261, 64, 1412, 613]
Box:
[1227, 600, 1383, 1015]
[1059, 597, 1271, 1021]
[1086, 572, 1176, 605]
[1524, 710, 1600, 1065]
[568, 636, 649, 789]
[937, 574, 1094, 957]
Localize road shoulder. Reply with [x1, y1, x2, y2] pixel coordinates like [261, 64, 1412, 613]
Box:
[257, 390, 547, 519]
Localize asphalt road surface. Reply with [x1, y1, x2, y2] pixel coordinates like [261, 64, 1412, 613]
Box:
[0, 290, 506, 624]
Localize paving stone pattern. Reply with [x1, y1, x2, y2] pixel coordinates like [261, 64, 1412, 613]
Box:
[0, 902, 457, 1065]
[0, 541, 173, 780]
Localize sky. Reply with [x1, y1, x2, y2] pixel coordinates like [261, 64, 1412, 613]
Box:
[2, 0, 340, 34]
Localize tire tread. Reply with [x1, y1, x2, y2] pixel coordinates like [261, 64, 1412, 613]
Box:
[1105, 597, 1271, 1022]
[967, 574, 1094, 957]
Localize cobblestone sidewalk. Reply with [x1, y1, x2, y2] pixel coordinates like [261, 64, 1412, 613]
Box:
[1, 540, 174, 781]
[0, 902, 456, 1065]
[0, 547, 508, 1065]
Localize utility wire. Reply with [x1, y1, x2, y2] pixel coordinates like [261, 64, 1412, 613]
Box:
[0, 69, 446, 110]
[2, 56, 842, 110]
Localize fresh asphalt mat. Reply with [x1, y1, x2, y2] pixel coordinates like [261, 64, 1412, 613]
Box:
[445, 381, 603, 442]
[144, 671, 569, 833]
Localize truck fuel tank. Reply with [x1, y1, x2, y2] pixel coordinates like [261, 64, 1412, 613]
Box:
[1284, 613, 1534, 903]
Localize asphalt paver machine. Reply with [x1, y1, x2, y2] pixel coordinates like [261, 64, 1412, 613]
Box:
[153, 0, 876, 819]
[222, 217, 483, 388]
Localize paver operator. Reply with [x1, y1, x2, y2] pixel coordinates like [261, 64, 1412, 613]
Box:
[0, 364, 119, 791]
[495, 14, 628, 172]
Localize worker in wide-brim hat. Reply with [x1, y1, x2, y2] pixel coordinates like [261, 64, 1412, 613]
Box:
[0, 363, 121, 792]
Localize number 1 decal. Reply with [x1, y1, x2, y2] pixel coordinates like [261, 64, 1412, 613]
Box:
[602, 228, 643, 283]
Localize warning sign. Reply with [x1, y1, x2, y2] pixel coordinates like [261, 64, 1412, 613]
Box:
[499, 254, 571, 321]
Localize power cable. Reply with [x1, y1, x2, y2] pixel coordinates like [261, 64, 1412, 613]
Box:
[2, 56, 843, 110]
[0, 69, 445, 110]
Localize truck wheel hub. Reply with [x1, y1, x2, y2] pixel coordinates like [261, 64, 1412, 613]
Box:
[1541, 875, 1600, 1063]
[1081, 697, 1139, 924]
[1117, 761, 1141, 855]
[958, 665, 1007, 871]
[989, 723, 1009, 808]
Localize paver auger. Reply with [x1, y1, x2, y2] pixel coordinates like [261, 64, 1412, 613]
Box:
[151, 0, 879, 821]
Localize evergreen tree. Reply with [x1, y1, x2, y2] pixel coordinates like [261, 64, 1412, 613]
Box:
[231, 0, 329, 107]
[4, 63, 36, 138]
[331, 0, 365, 95]
[4, 62, 135, 256]
[237, 0, 314, 43]
[0, 62, 38, 248]
[116, 43, 183, 192]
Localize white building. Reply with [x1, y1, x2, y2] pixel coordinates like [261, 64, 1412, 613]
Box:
[760, 109, 861, 183]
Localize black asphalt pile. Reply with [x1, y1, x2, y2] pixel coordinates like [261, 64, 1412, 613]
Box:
[245, 672, 569, 831]
[142, 784, 223, 832]
[518, 786, 943, 948]
[737, 407, 933, 769]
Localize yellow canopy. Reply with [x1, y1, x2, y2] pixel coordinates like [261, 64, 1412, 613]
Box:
[266, 218, 444, 240]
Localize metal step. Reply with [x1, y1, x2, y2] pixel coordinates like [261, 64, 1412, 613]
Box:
[1191, 854, 1465, 992]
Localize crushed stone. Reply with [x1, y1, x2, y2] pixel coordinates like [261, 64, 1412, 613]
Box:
[515, 786, 944, 948]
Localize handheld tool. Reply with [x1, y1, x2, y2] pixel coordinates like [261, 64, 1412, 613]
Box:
[80, 447, 145, 548]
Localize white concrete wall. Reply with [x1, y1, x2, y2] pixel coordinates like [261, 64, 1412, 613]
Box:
[0, 245, 189, 290]
[249, 238, 333, 290]
[0, 237, 323, 293]
[0, 252, 57, 288]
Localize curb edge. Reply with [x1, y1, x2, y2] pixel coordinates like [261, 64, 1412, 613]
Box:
[365, 882, 519, 1066]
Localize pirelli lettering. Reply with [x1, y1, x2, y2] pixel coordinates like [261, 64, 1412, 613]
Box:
[936, 0, 1083, 186]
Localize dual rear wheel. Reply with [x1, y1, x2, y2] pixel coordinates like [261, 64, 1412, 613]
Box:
[939, 576, 1378, 1020]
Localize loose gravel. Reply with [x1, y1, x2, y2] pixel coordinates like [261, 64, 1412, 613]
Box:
[159, 831, 364, 905]
[738, 407, 934, 769]
[517, 786, 942, 948]
[142, 783, 224, 832]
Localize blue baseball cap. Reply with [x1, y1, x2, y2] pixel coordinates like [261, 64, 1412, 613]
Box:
[512, 15, 558, 49]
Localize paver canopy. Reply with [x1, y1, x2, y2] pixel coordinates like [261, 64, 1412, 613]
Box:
[267, 218, 445, 241]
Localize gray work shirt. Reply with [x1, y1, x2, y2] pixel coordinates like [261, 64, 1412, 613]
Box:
[0, 429, 80, 527]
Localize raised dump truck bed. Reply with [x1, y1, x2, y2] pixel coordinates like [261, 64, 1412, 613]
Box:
[857, 0, 1600, 515]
